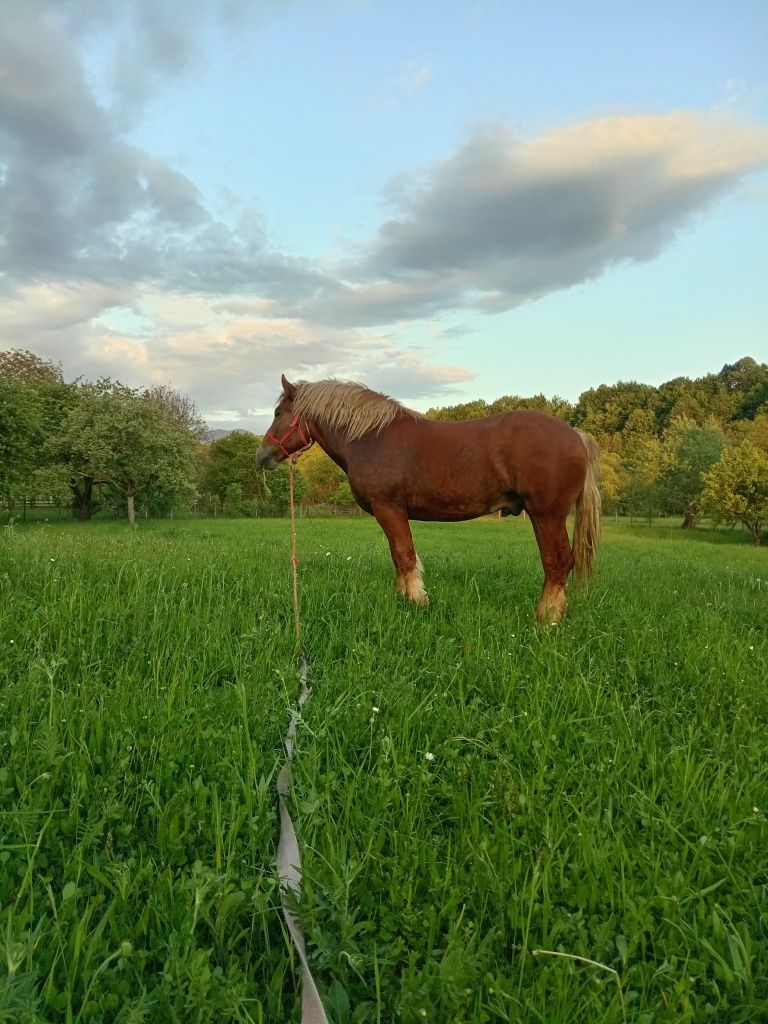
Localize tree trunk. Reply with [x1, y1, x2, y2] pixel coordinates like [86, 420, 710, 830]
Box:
[72, 478, 93, 520]
[681, 507, 698, 529]
[127, 493, 136, 525]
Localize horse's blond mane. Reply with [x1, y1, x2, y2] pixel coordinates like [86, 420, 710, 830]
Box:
[287, 379, 424, 441]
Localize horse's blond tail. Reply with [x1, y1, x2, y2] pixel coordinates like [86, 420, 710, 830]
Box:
[573, 431, 601, 587]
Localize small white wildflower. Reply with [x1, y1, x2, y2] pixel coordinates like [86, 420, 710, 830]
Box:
[325, 551, 331, 557]
[425, 752, 435, 762]
[753, 806, 760, 814]
[371, 706, 380, 714]
[347, 556, 352, 561]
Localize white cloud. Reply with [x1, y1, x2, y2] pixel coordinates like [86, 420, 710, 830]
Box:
[300, 112, 768, 326]
[2, 4, 766, 424]
[395, 59, 434, 94]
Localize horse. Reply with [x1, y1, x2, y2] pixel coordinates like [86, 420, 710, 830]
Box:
[257, 375, 601, 623]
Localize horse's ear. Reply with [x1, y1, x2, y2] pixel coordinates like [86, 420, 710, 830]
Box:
[281, 373, 297, 398]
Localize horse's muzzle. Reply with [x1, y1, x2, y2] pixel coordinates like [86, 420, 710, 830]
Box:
[256, 449, 277, 470]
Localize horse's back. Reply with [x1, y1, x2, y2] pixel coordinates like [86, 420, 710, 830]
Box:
[348, 410, 588, 521]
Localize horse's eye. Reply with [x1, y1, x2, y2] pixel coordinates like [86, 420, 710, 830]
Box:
[274, 408, 280, 417]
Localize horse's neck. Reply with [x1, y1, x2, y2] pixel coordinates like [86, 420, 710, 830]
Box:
[308, 420, 350, 472]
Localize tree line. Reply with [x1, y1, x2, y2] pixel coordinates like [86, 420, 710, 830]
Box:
[2, 349, 767, 541]
[427, 356, 768, 543]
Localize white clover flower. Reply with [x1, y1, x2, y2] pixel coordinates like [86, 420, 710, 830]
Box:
[371, 706, 380, 714]
[425, 752, 435, 762]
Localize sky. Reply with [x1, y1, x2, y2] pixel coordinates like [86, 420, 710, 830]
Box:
[1, 0, 767, 433]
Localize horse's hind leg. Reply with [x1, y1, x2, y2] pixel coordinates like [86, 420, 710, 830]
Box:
[529, 513, 575, 624]
[371, 503, 428, 606]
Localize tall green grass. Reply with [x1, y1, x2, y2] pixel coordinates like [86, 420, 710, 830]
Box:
[1, 517, 766, 1022]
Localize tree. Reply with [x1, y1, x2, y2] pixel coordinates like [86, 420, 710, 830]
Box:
[621, 411, 664, 523]
[599, 451, 623, 517]
[48, 391, 198, 524]
[0, 350, 73, 510]
[225, 481, 245, 516]
[145, 384, 207, 440]
[660, 419, 725, 528]
[198, 432, 262, 505]
[572, 380, 659, 442]
[328, 480, 356, 508]
[426, 398, 489, 421]
[702, 441, 768, 545]
[731, 413, 768, 456]
[0, 349, 64, 387]
[0, 380, 43, 505]
[197, 431, 303, 515]
[297, 445, 345, 504]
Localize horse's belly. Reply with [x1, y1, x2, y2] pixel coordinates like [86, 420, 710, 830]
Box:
[407, 494, 500, 522]
[408, 507, 479, 522]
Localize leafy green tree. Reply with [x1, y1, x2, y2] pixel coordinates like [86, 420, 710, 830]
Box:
[225, 481, 245, 516]
[621, 412, 664, 523]
[599, 451, 623, 517]
[426, 398, 489, 421]
[0, 350, 74, 510]
[199, 432, 262, 504]
[731, 412, 768, 456]
[259, 461, 303, 515]
[145, 384, 207, 440]
[198, 430, 308, 515]
[0, 380, 42, 505]
[297, 445, 345, 504]
[660, 419, 725, 528]
[572, 380, 659, 442]
[718, 357, 767, 397]
[48, 390, 198, 524]
[702, 441, 768, 545]
[328, 481, 356, 508]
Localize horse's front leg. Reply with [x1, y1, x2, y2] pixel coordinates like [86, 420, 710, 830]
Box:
[371, 503, 428, 606]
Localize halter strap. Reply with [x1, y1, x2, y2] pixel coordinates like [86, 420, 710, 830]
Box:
[265, 413, 314, 461]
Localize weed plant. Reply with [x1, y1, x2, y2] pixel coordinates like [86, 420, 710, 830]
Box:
[1, 517, 766, 1022]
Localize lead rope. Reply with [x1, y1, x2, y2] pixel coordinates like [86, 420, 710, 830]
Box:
[289, 455, 301, 646]
[276, 457, 330, 1024]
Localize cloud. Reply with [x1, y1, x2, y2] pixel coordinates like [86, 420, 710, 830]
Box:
[395, 60, 434, 95]
[2, 3, 766, 424]
[0, 2, 470, 424]
[300, 113, 768, 326]
[0, 1, 318, 301]
[0, 281, 471, 429]
[0, 280, 132, 333]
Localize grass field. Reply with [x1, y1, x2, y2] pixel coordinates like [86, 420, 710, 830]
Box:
[1, 515, 766, 1023]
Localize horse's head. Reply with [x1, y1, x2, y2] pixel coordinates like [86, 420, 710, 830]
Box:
[256, 374, 314, 469]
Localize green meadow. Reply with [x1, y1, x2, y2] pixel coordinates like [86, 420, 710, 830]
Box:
[1, 516, 766, 1023]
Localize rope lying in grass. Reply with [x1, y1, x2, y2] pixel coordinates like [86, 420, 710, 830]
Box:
[275, 459, 329, 1023]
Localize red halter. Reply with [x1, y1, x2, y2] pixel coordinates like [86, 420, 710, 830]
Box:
[265, 413, 314, 461]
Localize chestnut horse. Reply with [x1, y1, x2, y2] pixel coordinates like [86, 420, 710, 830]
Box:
[257, 375, 601, 623]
